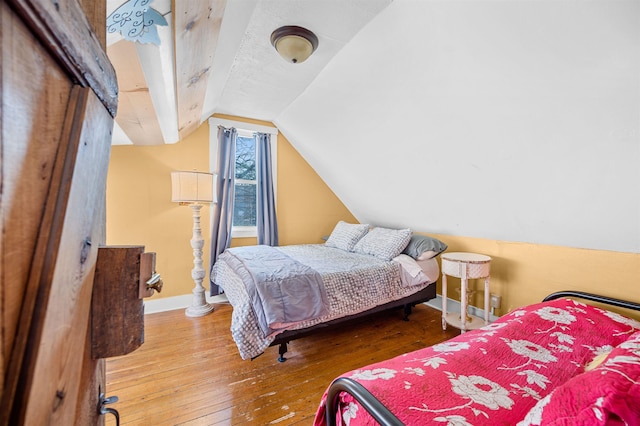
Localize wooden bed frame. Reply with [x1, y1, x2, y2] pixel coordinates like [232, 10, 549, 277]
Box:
[322, 290, 640, 425]
[268, 284, 437, 362]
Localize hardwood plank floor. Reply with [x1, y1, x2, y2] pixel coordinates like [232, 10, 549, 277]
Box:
[105, 302, 459, 425]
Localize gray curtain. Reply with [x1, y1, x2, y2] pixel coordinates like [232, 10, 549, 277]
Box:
[209, 126, 236, 295]
[256, 132, 279, 246]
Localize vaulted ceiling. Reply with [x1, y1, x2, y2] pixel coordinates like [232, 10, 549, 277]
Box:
[105, 0, 639, 254]
[106, 0, 393, 145]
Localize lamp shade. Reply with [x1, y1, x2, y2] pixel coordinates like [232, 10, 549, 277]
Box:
[270, 26, 318, 64]
[171, 171, 215, 203]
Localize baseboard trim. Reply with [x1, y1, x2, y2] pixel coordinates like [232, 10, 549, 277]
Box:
[424, 294, 499, 323]
[144, 293, 229, 314]
[145, 293, 499, 321]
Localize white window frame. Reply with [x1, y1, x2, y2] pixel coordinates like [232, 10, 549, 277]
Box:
[209, 118, 278, 238]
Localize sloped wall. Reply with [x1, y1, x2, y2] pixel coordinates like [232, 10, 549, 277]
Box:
[276, 0, 639, 254]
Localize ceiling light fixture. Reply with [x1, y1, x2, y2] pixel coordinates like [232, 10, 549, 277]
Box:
[270, 26, 319, 64]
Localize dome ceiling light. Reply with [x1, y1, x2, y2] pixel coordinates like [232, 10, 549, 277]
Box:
[270, 26, 319, 64]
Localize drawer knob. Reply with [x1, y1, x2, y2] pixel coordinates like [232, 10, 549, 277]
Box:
[146, 273, 163, 293]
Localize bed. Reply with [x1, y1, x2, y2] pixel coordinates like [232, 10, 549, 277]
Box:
[211, 222, 448, 361]
[314, 291, 640, 426]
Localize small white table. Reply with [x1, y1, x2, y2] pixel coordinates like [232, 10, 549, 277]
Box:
[441, 252, 491, 332]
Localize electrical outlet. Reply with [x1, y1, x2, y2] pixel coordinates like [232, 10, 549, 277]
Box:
[490, 294, 501, 309]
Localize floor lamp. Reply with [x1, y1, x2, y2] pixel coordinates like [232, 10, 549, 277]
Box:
[171, 171, 215, 317]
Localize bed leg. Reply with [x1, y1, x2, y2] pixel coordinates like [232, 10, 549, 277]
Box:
[277, 342, 288, 362]
[403, 304, 412, 321]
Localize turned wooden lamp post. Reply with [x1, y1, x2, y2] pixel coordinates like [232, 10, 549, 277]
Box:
[171, 171, 216, 317]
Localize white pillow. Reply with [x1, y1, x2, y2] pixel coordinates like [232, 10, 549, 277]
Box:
[324, 221, 369, 251]
[353, 227, 411, 260]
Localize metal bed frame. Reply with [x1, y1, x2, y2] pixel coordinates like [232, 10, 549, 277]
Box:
[268, 284, 437, 362]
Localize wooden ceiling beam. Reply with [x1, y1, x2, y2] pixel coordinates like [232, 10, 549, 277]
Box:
[173, 0, 227, 140]
[108, 40, 165, 146]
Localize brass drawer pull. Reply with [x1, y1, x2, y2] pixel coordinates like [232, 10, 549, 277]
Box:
[146, 272, 163, 293]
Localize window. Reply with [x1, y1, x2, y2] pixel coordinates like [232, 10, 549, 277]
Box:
[232, 134, 257, 236]
[209, 118, 278, 238]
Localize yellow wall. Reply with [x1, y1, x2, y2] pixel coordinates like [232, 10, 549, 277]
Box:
[107, 115, 640, 316]
[432, 234, 640, 319]
[106, 115, 356, 299]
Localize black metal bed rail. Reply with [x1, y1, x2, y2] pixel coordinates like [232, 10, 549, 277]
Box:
[323, 291, 640, 425]
[543, 290, 640, 312]
[325, 377, 404, 426]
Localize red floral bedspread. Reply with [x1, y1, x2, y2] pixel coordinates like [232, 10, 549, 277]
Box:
[314, 298, 640, 425]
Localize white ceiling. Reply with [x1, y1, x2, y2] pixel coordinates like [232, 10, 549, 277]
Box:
[106, 0, 392, 145]
[273, 0, 639, 253]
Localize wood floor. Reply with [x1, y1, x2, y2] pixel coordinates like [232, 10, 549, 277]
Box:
[105, 302, 459, 425]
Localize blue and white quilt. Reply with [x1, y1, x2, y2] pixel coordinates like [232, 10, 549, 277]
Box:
[213, 244, 437, 360]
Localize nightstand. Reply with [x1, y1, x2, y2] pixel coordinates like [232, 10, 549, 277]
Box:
[441, 252, 491, 332]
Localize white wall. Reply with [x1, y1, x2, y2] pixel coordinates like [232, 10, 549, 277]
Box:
[275, 0, 640, 253]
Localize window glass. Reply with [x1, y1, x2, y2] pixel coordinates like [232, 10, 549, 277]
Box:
[209, 118, 277, 239]
[235, 136, 256, 180]
[233, 136, 257, 228]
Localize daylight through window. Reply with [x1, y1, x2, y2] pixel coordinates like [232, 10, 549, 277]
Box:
[233, 135, 257, 228]
[209, 118, 278, 239]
